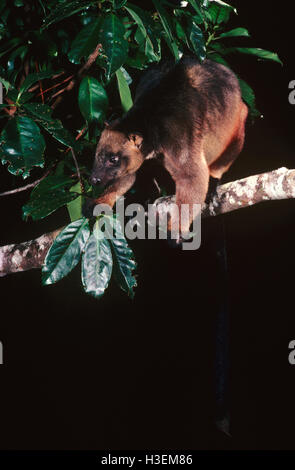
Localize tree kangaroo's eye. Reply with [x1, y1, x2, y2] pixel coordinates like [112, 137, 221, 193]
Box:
[109, 155, 120, 165]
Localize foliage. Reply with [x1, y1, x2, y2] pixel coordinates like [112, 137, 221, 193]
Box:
[0, 0, 282, 299]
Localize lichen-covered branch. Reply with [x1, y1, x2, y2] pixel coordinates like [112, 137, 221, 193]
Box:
[0, 167, 294, 277]
[154, 167, 295, 218]
[0, 228, 62, 277]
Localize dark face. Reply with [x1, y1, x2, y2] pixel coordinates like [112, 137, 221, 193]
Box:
[89, 129, 144, 188]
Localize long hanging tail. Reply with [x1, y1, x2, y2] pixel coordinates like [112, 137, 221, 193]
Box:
[215, 216, 231, 436]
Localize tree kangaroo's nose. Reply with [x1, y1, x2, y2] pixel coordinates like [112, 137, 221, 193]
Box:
[89, 175, 101, 186]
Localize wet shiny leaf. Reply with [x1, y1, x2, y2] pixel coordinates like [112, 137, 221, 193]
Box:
[0, 116, 45, 178]
[42, 218, 90, 285]
[82, 225, 113, 298]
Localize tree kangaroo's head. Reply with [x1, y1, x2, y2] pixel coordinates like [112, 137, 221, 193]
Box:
[89, 123, 144, 188]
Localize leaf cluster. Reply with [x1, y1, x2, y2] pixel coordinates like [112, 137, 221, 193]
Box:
[0, 0, 282, 298]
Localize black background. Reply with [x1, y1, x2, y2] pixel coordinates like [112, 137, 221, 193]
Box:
[1, 0, 295, 450]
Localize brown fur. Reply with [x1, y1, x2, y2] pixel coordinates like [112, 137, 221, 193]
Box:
[86, 57, 248, 235]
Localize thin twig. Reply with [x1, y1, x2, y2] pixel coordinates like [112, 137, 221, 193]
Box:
[37, 74, 74, 97]
[35, 62, 44, 104]
[70, 147, 82, 188]
[0, 171, 50, 197]
[51, 44, 102, 110]
[78, 44, 102, 77]
[65, 126, 87, 154]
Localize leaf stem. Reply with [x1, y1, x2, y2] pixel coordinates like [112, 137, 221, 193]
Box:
[0, 170, 50, 197]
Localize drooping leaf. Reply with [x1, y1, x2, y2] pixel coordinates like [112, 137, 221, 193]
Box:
[78, 76, 108, 123]
[112, 0, 127, 9]
[98, 14, 129, 80]
[152, 0, 180, 60]
[42, 218, 90, 285]
[187, 18, 206, 62]
[219, 27, 250, 39]
[116, 68, 133, 112]
[207, 51, 230, 66]
[175, 19, 189, 47]
[126, 4, 161, 62]
[23, 175, 77, 220]
[41, 0, 97, 30]
[68, 19, 101, 64]
[67, 182, 83, 222]
[186, 0, 204, 19]
[23, 102, 78, 148]
[107, 218, 137, 298]
[0, 76, 11, 93]
[0, 116, 45, 178]
[82, 225, 113, 298]
[231, 47, 282, 65]
[238, 78, 261, 118]
[207, 0, 237, 24]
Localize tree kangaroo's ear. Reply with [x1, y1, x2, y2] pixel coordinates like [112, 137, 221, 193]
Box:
[104, 118, 121, 129]
[128, 133, 143, 149]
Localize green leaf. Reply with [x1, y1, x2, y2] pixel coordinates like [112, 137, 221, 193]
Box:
[98, 14, 129, 80]
[0, 116, 45, 178]
[125, 50, 149, 70]
[68, 19, 101, 64]
[19, 71, 54, 95]
[23, 102, 77, 148]
[67, 182, 83, 222]
[238, 78, 261, 118]
[0, 76, 11, 93]
[78, 76, 108, 123]
[231, 47, 283, 65]
[219, 27, 250, 39]
[112, 0, 127, 9]
[152, 0, 180, 60]
[0, 38, 22, 59]
[187, 19, 206, 62]
[186, 0, 204, 18]
[126, 4, 161, 62]
[116, 67, 133, 112]
[23, 175, 77, 220]
[41, 0, 97, 30]
[107, 218, 137, 298]
[82, 224, 113, 298]
[6, 88, 32, 105]
[42, 218, 90, 285]
[175, 19, 189, 47]
[207, 0, 236, 24]
[207, 51, 230, 66]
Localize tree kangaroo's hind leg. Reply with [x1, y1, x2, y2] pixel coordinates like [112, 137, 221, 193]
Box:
[209, 102, 248, 179]
[165, 150, 210, 238]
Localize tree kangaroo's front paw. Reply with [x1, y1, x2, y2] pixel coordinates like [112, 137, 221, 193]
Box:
[82, 198, 96, 218]
[167, 230, 184, 249]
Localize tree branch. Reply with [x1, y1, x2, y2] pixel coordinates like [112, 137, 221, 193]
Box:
[154, 167, 295, 218]
[0, 228, 63, 277]
[0, 167, 294, 277]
